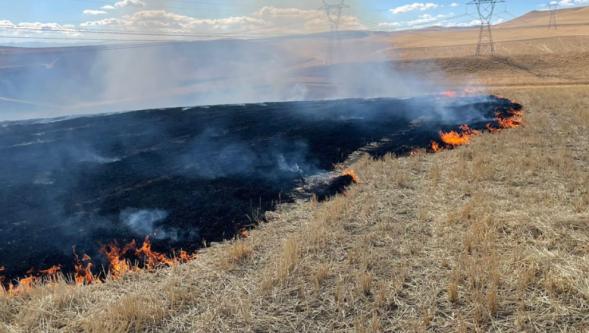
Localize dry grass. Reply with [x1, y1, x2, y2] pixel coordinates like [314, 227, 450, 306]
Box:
[2, 58, 589, 332]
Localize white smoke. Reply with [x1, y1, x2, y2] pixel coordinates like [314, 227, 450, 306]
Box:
[120, 208, 168, 237]
[119, 208, 200, 241]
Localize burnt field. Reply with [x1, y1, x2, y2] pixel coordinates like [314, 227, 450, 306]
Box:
[0, 95, 521, 280]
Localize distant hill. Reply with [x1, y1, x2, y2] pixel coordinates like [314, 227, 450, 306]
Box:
[500, 6, 589, 28]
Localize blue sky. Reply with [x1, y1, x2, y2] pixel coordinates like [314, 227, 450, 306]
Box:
[0, 0, 586, 44]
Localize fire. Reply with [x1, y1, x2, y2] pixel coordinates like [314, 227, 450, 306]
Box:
[177, 250, 192, 263]
[73, 252, 94, 286]
[485, 123, 499, 134]
[100, 237, 179, 279]
[440, 131, 470, 146]
[430, 99, 523, 154]
[136, 237, 175, 270]
[0, 96, 524, 295]
[8, 276, 34, 295]
[439, 125, 479, 147]
[3, 270, 35, 295]
[440, 125, 479, 147]
[2, 237, 198, 294]
[341, 168, 360, 183]
[100, 241, 136, 279]
[40, 265, 62, 279]
[442, 90, 457, 98]
[497, 117, 521, 129]
[496, 109, 523, 129]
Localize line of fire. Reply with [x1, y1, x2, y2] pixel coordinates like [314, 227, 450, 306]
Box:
[0, 92, 523, 295]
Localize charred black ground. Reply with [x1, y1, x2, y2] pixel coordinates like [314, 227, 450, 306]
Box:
[0, 95, 521, 279]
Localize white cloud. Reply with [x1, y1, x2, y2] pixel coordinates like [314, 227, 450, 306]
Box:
[390, 2, 439, 14]
[83, 9, 108, 16]
[114, 0, 146, 9]
[101, 5, 115, 10]
[376, 12, 507, 31]
[80, 7, 365, 37]
[0, 19, 81, 41]
[555, 0, 589, 7]
[1, 5, 366, 44]
[378, 22, 401, 28]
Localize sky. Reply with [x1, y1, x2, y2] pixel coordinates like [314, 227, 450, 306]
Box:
[0, 0, 588, 45]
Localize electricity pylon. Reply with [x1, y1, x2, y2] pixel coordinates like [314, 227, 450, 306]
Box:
[468, 0, 504, 56]
[322, 0, 349, 64]
[548, 2, 559, 30]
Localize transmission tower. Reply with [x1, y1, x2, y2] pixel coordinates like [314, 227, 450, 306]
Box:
[468, 0, 504, 56]
[548, 2, 559, 30]
[322, 0, 349, 64]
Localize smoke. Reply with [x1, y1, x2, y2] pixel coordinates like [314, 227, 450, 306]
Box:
[120, 208, 168, 236]
[0, 30, 471, 121]
[119, 208, 201, 242]
[0, 10, 498, 278]
[176, 127, 317, 180]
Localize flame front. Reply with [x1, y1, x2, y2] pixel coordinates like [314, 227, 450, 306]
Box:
[74, 253, 94, 286]
[497, 109, 523, 129]
[439, 125, 479, 147]
[341, 168, 360, 183]
[0, 95, 523, 295]
[100, 241, 136, 279]
[136, 237, 175, 270]
[99, 237, 180, 280]
[431, 103, 522, 153]
[39, 265, 61, 279]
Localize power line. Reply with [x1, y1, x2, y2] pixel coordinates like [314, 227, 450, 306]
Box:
[468, 0, 504, 56]
[548, 2, 559, 30]
[0, 17, 322, 44]
[322, 0, 349, 65]
[0, 21, 309, 39]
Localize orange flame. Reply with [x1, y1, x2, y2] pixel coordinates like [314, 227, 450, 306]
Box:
[341, 168, 360, 183]
[440, 125, 480, 147]
[136, 237, 175, 270]
[3, 240, 198, 294]
[0, 98, 526, 296]
[497, 109, 523, 129]
[487, 108, 523, 132]
[485, 123, 499, 134]
[73, 252, 95, 286]
[440, 130, 470, 146]
[177, 250, 192, 263]
[40, 265, 62, 280]
[497, 117, 521, 129]
[6, 276, 35, 295]
[100, 241, 136, 279]
[441, 90, 457, 98]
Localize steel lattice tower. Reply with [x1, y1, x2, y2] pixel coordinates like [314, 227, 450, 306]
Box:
[322, 0, 349, 64]
[548, 2, 559, 30]
[468, 0, 504, 56]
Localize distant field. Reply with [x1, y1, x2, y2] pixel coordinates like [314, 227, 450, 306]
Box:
[1, 6, 589, 118]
